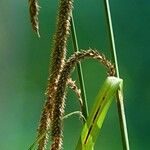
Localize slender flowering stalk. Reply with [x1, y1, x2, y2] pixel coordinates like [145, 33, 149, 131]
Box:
[51, 49, 115, 150]
[28, 0, 40, 37]
[37, 0, 74, 150]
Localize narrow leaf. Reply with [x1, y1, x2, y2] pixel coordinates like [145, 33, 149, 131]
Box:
[76, 76, 122, 150]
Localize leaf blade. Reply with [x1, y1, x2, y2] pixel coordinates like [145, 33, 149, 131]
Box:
[76, 76, 122, 150]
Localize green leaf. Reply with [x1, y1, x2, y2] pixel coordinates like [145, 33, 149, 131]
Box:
[75, 76, 123, 150]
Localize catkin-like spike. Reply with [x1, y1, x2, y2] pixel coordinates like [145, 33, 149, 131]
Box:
[67, 78, 83, 109]
[37, 0, 74, 150]
[51, 49, 115, 150]
[28, 0, 40, 37]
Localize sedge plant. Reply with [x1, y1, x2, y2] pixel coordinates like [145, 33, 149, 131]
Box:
[28, 0, 130, 150]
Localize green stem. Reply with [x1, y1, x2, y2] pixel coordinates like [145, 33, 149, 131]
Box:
[103, 0, 119, 77]
[103, 0, 130, 150]
[70, 14, 89, 120]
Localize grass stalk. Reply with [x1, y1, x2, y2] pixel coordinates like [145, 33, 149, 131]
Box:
[70, 14, 89, 119]
[103, 0, 130, 150]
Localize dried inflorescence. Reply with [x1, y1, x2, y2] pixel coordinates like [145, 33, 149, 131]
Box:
[50, 49, 115, 150]
[68, 78, 83, 108]
[28, 0, 40, 37]
[28, 0, 115, 150]
[37, 0, 74, 150]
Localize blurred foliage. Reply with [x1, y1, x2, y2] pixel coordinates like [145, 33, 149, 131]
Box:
[0, 0, 150, 149]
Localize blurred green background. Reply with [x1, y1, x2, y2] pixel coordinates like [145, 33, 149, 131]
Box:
[0, 0, 150, 149]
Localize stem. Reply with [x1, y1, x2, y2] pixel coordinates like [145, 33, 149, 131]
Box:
[103, 0, 130, 150]
[103, 0, 119, 77]
[70, 14, 89, 120]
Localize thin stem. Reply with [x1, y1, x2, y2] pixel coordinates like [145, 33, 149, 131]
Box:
[70, 14, 89, 120]
[103, 0, 119, 77]
[103, 0, 130, 150]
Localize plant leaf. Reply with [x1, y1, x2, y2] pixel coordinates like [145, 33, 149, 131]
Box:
[75, 76, 123, 150]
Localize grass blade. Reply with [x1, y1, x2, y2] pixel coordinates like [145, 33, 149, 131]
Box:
[75, 77, 122, 150]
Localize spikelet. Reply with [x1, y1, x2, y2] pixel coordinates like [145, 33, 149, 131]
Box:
[67, 78, 83, 108]
[28, 0, 40, 37]
[51, 49, 115, 150]
[37, 0, 74, 149]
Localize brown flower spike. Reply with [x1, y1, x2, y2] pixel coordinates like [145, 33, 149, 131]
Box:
[68, 78, 83, 108]
[51, 49, 115, 150]
[28, 0, 115, 150]
[37, 0, 74, 150]
[28, 0, 40, 37]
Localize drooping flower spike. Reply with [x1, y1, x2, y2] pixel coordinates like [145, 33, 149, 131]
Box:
[28, 0, 40, 37]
